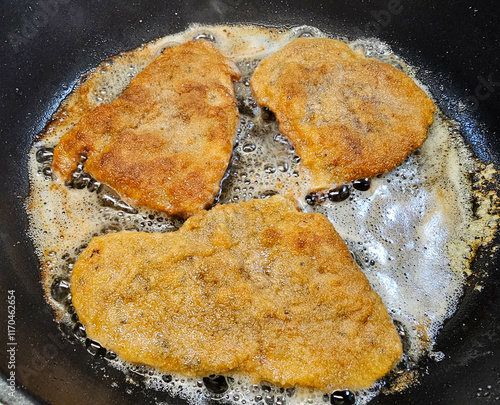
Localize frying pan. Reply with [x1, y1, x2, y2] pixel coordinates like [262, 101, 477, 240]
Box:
[1, 0, 499, 404]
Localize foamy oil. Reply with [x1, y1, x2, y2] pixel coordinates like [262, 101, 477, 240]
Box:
[27, 24, 499, 405]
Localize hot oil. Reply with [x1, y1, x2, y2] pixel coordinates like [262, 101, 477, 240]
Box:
[27, 24, 499, 405]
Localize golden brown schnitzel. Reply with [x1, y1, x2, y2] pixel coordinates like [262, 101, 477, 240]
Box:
[250, 38, 435, 191]
[71, 195, 402, 391]
[52, 40, 241, 218]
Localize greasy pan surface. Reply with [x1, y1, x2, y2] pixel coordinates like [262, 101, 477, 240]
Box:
[1, 0, 499, 404]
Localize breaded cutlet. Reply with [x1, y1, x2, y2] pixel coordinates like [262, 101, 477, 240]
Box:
[250, 38, 435, 191]
[71, 195, 402, 391]
[52, 40, 241, 218]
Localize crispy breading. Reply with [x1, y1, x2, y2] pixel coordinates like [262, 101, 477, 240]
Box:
[250, 38, 436, 191]
[71, 195, 402, 391]
[52, 40, 241, 218]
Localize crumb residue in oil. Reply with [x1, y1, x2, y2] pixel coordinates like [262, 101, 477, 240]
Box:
[26, 24, 500, 405]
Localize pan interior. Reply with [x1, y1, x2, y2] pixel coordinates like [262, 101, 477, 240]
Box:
[26, 24, 499, 405]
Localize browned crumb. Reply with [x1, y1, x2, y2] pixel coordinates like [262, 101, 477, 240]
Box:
[52, 40, 241, 218]
[71, 195, 402, 391]
[250, 38, 435, 191]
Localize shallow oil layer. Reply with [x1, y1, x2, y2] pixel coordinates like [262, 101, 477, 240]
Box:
[27, 24, 498, 405]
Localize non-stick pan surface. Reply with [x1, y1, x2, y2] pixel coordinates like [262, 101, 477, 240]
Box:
[1, 1, 499, 404]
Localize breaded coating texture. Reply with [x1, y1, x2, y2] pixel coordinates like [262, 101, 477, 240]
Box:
[52, 40, 241, 218]
[71, 195, 402, 391]
[250, 38, 435, 191]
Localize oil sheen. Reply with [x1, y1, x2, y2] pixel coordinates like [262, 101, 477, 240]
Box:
[27, 24, 498, 405]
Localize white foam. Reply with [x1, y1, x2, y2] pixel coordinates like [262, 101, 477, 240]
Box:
[26, 24, 497, 405]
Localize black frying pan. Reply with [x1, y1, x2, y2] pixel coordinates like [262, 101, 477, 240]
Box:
[1, 0, 499, 404]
